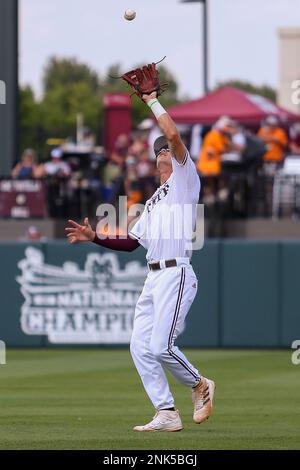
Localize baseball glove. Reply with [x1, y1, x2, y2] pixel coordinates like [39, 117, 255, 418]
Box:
[121, 57, 168, 99]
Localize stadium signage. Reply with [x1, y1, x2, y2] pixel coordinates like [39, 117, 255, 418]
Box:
[17, 248, 147, 344]
[0, 341, 6, 365]
[0, 80, 6, 104]
[0, 179, 46, 218]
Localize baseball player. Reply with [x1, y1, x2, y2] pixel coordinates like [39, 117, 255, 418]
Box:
[65, 89, 215, 433]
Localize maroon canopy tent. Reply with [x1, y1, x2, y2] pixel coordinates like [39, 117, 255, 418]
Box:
[168, 86, 300, 125]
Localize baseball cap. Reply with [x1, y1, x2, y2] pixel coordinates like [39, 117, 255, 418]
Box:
[153, 136, 169, 157]
[26, 225, 41, 240]
[214, 116, 236, 130]
[138, 118, 153, 130]
[51, 148, 63, 159]
[265, 115, 279, 126]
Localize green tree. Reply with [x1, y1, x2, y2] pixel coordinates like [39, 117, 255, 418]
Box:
[43, 57, 100, 94]
[41, 57, 102, 143]
[19, 86, 42, 154]
[156, 64, 178, 103]
[41, 82, 101, 139]
[214, 80, 277, 102]
[103, 64, 128, 92]
[20, 57, 182, 155]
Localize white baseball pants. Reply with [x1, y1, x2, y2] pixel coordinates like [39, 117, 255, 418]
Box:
[130, 261, 201, 410]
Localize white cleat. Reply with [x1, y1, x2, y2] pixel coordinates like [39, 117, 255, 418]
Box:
[192, 376, 215, 424]
[133, 410, 183, 432]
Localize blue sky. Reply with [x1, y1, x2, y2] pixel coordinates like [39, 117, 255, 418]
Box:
[20, 0, 300, 99]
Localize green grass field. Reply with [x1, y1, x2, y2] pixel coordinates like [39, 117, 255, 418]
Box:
[0, 349, 299, 450]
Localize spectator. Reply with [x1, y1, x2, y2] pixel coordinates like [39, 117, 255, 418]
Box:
[257, 116, 288, 165]
[136, 148, 156, 201]
[257, 116, 288, 216]
[26, 225, 48, 242]
[220, 121, 249, 216]
[129, 135, 147, 158]
[102, 134, 130, 203]
[19, 225, 48, 243]
[41, 148, 71, 178]
[197, 116, 232, 177]
[289, 122, 300, 156]
[137, 118, 153, 132]
[124, 155, 142, 208]
[229, 123, 247, 156]
[26, 225, 41, 241]
[197, 117, 236, 236]
[78, 127, 96, 149]
[11, 149, 39, 180]
[39, 148, 71, 218]
[136, 148, 153, 178]
[110, 134, 130, 167]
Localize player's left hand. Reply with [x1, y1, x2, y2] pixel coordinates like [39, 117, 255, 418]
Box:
[121, 62, 168, 100]
[142, 91, 157, 102]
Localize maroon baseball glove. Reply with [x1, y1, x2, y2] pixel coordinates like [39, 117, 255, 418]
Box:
[121, 58, 168, 99]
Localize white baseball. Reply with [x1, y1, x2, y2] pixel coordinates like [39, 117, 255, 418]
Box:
[124, 9, 136, 21]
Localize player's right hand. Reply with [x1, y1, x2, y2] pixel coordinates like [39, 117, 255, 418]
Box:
[65, 218, 95, 244]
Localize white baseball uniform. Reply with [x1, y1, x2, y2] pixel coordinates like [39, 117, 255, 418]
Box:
[129, 149, 201, 410]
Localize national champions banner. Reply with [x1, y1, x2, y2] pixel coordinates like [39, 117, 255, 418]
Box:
[17, 246, 148, 344]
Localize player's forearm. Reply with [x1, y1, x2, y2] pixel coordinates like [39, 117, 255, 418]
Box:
[146, 97, 179, 143]
[92, 233, 139, 252]
[157, 113, 179, 143]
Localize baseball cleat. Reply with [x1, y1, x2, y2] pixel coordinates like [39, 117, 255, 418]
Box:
[133, 410, 183, 432]
[192, 376, 215, 424]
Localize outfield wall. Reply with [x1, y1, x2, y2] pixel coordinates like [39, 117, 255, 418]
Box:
[0, 240, 299, 348]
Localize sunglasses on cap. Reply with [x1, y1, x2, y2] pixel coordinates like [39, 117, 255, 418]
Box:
[155, 146, 170, 158]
